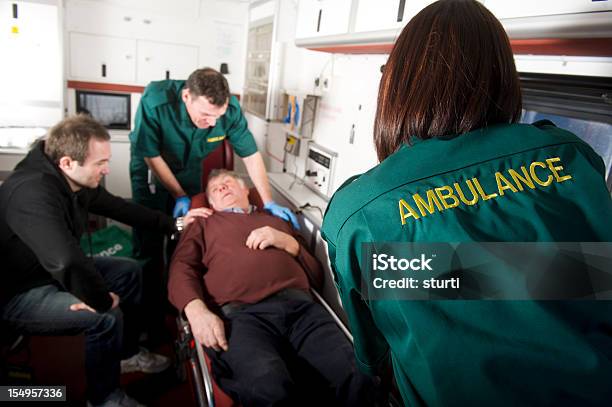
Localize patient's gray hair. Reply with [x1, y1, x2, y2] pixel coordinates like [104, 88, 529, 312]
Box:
[206, 169, 246, 196]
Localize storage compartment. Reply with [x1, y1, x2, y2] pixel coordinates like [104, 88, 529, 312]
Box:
[243, 21, 273, 118]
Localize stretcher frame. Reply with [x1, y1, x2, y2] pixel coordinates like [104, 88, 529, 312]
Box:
[176, 289, 355, 407]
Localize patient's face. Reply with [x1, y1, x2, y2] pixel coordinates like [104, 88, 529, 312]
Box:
[207, 174, 249, 211]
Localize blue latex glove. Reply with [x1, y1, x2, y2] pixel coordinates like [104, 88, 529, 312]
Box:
[264, 201, 300, 230]
[173, 196, 191, 218]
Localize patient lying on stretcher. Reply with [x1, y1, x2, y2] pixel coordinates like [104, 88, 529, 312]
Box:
[168, 169, 375, 406]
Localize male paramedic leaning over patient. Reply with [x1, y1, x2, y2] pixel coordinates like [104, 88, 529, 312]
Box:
[129, 67, 298, 263]
[322, 0, 612, 406]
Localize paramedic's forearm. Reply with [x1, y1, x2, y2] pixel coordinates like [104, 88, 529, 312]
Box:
[243, 152, 273, 204]
[144, 156, 187, 198]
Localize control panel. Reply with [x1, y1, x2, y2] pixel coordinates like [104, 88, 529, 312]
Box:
[304, 142, 337, 198]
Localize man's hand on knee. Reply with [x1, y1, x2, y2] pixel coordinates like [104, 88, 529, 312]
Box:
[185, 299, 229, 352]
[69, 302, 96, 313]
[109, 292, 120, 309]
[202, 312, 228, 352]
[69, 292, 119, 313]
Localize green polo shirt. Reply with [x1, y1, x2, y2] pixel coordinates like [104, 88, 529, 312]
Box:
[129, 80, 257, 206]
[322, 121, 612, 406]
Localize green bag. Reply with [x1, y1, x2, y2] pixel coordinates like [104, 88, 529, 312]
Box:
[80, 225, 133, 258]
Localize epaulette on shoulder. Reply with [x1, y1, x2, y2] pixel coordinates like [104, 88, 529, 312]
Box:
[322, 173, 364, 238]
[143, 81, 178, 108]
[225, 95, 241, 114]
[533, 119, 587, 146]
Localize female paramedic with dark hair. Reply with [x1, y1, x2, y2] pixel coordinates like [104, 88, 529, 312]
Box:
[321, 0, 612, 406]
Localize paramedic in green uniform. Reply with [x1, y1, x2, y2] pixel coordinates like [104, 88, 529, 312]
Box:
[322, 1, 612, 406]
[130, 67, 298, 259]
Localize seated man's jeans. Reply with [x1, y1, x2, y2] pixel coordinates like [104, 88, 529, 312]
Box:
[1, 257, 143, 405]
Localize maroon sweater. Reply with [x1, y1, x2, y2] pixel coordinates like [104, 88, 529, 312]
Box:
[168, 210, 324, 313]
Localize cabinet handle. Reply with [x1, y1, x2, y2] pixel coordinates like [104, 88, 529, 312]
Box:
[316, 9, 322, 33]
[101, 64, 107, 77]
[165, 70, 170, 79]
[12, 3, 18, 19]
[397, 0, 406, 22]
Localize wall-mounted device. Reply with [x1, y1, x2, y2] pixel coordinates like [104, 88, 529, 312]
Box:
[284, 135, 300, 156]
[304, 142, 337, 199]
[76, 90, 131, 130]
[280, 92, 319, 139]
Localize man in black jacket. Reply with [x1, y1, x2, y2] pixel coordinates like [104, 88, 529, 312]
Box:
[0, 115, 207, 407]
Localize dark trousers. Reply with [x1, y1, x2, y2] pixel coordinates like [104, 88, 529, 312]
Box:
[205, 298, 375, 407]
[1, 257, 142, 404]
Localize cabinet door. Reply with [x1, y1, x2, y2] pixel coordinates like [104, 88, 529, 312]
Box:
[482, 0, 612, 20]
[0, 1, 62, 126]
[106, 137, 132, 198]
[295, 0, 320, 39]
[136, 40, 199, 85]
[355, 0, 408, 32]
[295, 0, 352, 39]
[402, 0, 437, 22]
[101, 0, 201, 20]
[69, 32, 136, 84]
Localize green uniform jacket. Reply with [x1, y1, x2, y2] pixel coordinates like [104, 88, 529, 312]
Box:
[322, 121, 612, 406]
[129, 80, 258, 209]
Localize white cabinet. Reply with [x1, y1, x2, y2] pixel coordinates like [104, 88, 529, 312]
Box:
[244, 111, 270, 167]
[106, 135, 132, 198]
[136, 40, 199, 85]
[69, 32, 136, 84]
[95, 0, 201, 21]
[295, 0, 611, 53]
[68, 33, 200, 85]
[354, 0, 408, 33]
[482, 0, 612, 20]
[0, 0, 62, 127]
[295, 0, 352, 39]
[402, 0, 438, 22]
[244, 20, 273, 119]
[354, 0, 437, 32]
[295, 0, 322, 38]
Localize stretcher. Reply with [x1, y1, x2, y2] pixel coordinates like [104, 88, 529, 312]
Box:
[174, 290, 402, 407]
[174, 290, 347, 407]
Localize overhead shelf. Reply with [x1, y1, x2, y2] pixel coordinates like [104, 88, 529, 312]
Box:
[295, 8, 612, 57]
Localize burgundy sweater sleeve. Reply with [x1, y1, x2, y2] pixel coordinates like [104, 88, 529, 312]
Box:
[168, 219, 207, 313]
[293, 232, 324, 292]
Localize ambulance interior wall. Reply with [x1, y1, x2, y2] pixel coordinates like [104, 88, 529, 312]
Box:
[254, 1, 612, 199]
[65, 0, 250, 94]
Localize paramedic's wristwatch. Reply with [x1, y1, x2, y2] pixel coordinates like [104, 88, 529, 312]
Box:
[171, 217, 185, 240]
